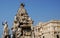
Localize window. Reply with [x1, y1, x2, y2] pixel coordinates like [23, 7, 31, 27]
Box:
[57, 35, 59, 38]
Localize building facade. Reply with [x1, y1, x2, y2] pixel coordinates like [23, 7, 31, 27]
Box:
[34, 20, 60, 38]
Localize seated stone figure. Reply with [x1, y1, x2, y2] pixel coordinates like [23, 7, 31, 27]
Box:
[2, 21, 10, 38]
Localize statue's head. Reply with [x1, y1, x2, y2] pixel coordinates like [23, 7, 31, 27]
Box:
[4, 20, 7, 24]
[2, 20, 8, 29]
[20, 3, 25, 7]
[2, 20, 7, 26]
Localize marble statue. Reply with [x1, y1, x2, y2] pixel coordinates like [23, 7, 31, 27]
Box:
[2, 21, 10, 38]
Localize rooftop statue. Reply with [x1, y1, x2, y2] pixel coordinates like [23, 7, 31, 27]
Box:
[2, 20, 10, 38]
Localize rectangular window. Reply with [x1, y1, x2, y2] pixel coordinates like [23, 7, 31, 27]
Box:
[43, 36, 44, 38]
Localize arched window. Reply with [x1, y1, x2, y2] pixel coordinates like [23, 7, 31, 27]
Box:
[57, 35, 59, 38]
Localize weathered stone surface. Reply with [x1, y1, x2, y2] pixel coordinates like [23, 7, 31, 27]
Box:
[34, 20, 60, 38]
[11, 3, 33, 38]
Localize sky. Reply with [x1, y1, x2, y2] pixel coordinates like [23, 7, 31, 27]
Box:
[0, 0, 60, 37]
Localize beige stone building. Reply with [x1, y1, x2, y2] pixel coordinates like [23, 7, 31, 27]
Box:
[34, 20, 60, 38]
